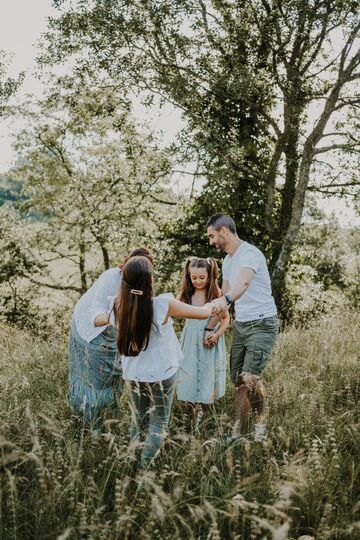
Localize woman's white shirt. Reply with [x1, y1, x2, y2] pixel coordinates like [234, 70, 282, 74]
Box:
[111, 293, 183, 383]
[73, 268, 122, 343]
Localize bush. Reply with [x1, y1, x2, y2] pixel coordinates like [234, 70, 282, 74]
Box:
[282, 265, 345, 327]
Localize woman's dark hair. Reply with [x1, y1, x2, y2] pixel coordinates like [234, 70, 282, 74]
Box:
[115, 256, 154, 357]
[119, 247, 153, 269]
[179, 257, 221, 305]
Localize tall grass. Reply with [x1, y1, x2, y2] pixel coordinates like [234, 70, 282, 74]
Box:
[0, 312, 359, 539]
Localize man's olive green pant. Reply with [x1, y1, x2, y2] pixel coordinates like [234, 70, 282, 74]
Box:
[230, 316, 279, 383]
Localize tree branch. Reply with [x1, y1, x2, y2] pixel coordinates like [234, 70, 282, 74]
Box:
[148, 194, 177, 205]
[333, 97, 360, 111]
[27, 276, 82, 293]
[319, 132, 348, 139]
[172, 169, 205, 176]
[37, 133, 73, 177]
[313, 143, 360, 155]
[307, 181, 360, 194]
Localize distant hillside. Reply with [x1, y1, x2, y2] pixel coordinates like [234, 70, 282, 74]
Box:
[0, 175, 25, 206]
[0, 175, 45, 221]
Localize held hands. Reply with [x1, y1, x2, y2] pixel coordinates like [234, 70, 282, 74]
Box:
[203, 330, 214, 349]
[203, 302, 214, 316]
[210, 296, 229, 316]
[203, 301, 224, 316]
[207, 331, 219, 346]
[203, 329, 219, 349]
[206, 298, 228, 317]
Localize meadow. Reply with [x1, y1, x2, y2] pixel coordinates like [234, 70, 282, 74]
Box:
[0, 311, 359, 540]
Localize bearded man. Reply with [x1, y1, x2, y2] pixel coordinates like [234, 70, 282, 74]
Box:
[205, 214, 279, 442]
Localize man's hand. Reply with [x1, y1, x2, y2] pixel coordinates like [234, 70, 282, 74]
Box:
[203, 302, 214, 317]
[209, 301, 221, 316]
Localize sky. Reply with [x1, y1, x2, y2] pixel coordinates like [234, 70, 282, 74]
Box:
[0, 0, 358, 227]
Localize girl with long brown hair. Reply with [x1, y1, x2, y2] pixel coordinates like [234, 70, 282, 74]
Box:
[107, 255, 214, 469]
[177, 257, 229, 432]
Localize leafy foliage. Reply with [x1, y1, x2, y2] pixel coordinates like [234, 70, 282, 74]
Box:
[40, 0, 360, 310]
[0, 204, 46, 330]
[0, 175, 25, 206]
[281, 210, 359, 325]
[0, 51, 23, 116]
[12, 85, 178, 293]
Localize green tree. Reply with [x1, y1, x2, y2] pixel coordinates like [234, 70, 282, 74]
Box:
[12, 85, 177, 294]
[0, 203, 44, 328]
[42, 1, 360, 311]
[0, 51, 23, 117]
[281, 212, 358, 324]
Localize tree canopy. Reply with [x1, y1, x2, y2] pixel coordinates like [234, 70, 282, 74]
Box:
[10, 84, 177, 294]
[40, 1, 360, 310]
[0, 51, 23, 117]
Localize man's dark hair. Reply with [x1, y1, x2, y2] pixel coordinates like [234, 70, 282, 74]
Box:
[206, 214, 237, 234]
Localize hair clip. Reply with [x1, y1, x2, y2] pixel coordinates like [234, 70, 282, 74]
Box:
[206, 257, 212, 264]
[130, 289, 144, 296]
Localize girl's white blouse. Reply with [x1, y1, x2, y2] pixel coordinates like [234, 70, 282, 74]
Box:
[73, 268, 122, 343]
[111, 293, 183, 383]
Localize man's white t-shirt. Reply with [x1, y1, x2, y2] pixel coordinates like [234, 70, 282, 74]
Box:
[222, 242, 277, 322]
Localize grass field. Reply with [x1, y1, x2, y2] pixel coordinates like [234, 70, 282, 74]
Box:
[0, 312, 359, 539]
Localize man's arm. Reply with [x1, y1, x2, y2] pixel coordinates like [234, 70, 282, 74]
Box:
[227, 267, 254, 301]
[213, 267, 255, 314]
[222, 279, 231, 295]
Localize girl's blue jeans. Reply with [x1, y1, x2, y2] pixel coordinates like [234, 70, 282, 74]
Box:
[127, 371, 178, 469]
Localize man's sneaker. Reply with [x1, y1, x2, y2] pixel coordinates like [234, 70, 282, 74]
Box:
[253, 423, 267, 443]
[224, 433, 249, 444]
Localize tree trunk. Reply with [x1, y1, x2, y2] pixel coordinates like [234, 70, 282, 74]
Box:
[271, 105, 303, 270]
[264, 133, 285, 237]
[78, 233, 87, 294]
[278, 114, 301, 236]
[101, 244, 110, 271]
[271, 148, 312, 314]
